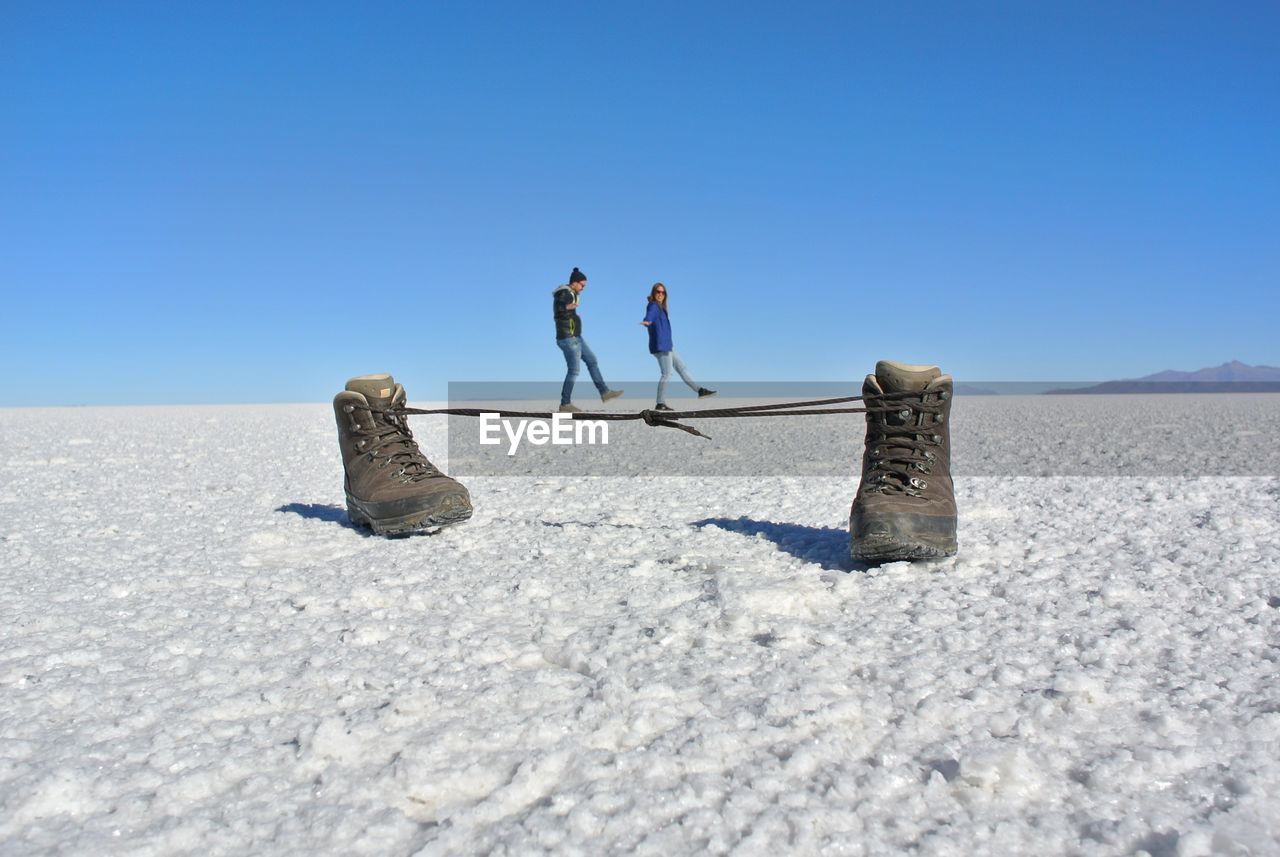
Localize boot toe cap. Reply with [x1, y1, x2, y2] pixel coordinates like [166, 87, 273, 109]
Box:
[850, 510, 957, 562]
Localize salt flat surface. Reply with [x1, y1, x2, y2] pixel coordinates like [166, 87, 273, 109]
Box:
[1, 399, 1279, 856]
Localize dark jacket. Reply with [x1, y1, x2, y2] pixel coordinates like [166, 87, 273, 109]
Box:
[552, 285, 581, 339]
[643, 300, 673, 353]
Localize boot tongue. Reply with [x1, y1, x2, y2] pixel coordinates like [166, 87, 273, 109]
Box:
[875, 360, 941, 393]
[346, 374, 397, 409]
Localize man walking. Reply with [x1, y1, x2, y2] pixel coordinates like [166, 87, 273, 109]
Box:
[553, 267, 623, 412]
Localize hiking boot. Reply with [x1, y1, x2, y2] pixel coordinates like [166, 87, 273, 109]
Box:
[333, 373, 472, 536]
[601, 389, 624, 403]
[558, 403, 583, 413]
[697, 387, 717, 398]
[850, 360, 957, 562]
[653, 403, 674, 411]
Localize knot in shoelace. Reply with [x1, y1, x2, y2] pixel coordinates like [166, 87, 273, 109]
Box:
[351, 406, 443, 482]
[863, 391, 947, 496]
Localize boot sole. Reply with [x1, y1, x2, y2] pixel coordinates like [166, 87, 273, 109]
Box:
[850, 512, 957, 562]
[345, 492, 473, 536]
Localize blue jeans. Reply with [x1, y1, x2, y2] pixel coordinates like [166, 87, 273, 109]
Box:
[654, 350, 699, 404]
[557, 336, 608, 405]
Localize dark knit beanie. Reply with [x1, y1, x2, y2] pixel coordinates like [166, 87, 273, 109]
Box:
[569, 267, 587, 284]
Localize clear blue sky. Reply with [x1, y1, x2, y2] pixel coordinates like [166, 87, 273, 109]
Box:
[3, 1, 1277, 405]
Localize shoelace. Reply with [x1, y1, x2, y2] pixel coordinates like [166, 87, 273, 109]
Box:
[349, 406, 443, 481]
[864, 394, 947, 496]
[383, 390, 933, 440]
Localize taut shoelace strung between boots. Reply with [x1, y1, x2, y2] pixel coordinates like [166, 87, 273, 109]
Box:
[360, 390, 935, 441]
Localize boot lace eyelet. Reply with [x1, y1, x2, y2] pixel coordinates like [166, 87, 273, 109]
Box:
[932, 434, 941, 443]
[898, 408, 912, 420]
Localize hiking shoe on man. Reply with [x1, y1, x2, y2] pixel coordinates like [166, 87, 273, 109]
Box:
[850, 360, 957, 562]
[697, 388, 717, 398]
[558, 403, 583, 413]
[653, 403, 674, 412]
[601, 389, 624, 403]
[334, 374, 472, 536]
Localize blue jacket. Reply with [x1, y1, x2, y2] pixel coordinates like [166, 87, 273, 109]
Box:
[644, 301, 673, 353]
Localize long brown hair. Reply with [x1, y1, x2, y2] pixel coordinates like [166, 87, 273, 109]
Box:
[647, 282, 668, 312]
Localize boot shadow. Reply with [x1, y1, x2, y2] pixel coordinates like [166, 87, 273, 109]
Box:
[275, 502, 367, 534]
[693, 517, 852, 571]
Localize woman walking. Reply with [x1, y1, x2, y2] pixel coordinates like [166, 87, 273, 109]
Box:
[640, 283, 715, 411]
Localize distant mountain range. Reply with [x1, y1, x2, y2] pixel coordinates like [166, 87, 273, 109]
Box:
[1137, 360, 1280, 382]
[1045, 361, 1280, 395]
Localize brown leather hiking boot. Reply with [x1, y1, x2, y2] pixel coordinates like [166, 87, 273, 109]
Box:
[850, 360, 957, 562]
[333, 374, 472, 535]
